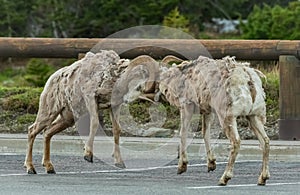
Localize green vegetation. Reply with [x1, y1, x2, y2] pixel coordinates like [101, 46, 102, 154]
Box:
[0, 86, 43, 133]
[0, 87, 42, 113]
[162, 7, 189, 33]
[262, 66, 280, 125]
[24, 59, 55, 87]
[0, 0, 295, 38]
[0, 58, 56, 133]
[241, 1, 300, 39]
[0, 59, 58, 87]
[128, 100, 180, 130]
[0, 67, 26, 87]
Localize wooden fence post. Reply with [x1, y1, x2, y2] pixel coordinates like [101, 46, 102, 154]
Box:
[279, 55, 300, 140]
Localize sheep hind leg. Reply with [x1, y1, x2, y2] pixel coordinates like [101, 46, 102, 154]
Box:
[202, 113, 216, 172]
[83, 98, 100, 163]
[110, 108, 125, 169]
[177, 104, 194, 174]
[42, 113, 74, 174]
[219, 116, 240, 186]
[248, 115, 270, 185]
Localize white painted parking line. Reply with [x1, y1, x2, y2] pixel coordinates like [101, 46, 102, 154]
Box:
[187, 182, 300, 189]
[0, 173, 28, 177]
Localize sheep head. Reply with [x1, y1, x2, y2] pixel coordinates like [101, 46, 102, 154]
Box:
[112, 55, 160, 105]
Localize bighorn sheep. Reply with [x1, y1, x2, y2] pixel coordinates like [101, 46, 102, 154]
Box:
[24, 50, 157, 174]
[125, 55, 270, 186]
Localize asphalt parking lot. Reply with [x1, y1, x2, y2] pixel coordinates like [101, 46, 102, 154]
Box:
[1, 134, 300, 194]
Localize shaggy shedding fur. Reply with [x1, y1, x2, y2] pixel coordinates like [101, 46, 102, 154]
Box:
[125, 55, 269, 185]
[158, 55, 270, 186]
[24, 50, 131, 174]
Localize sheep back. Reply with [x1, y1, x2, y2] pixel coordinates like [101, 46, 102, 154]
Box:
[39, 50, 121, 120]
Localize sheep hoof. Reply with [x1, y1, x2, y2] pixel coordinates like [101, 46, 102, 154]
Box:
[27, 168, 37, 174]
[257, 182, 266, 186]
[218, 181, 227, 186]
[177, 163, 187, 174]
[257, 176, 268, 186]
[115, 162, 126, 169]
[47, 169, 56, 174]
[207, 161, 216, 172]
[218, 176, 231, 186]
[257, 172, 269, 185]
[218, 179, 229, 186]
[84, 155, 93, 163]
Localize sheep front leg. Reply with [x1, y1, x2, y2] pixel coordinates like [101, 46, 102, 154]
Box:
[202, 113, 216, 172]
[84, 98, 100, 163]
[248, 115, 270, 185]
[219, 116, 240, 186]
[177, 103, 194, 174]
[110, 107, 125, 168]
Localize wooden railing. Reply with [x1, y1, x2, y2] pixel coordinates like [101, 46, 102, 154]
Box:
[0, 38, 299, 60]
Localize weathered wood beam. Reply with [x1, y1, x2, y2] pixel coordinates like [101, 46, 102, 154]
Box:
[0, 38, 299, 60]
[279, 55, 300, 140]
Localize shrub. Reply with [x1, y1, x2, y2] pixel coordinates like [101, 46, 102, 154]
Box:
[24, 59, 55, 87]
[0, 67, 27, 87]
[241, 1, 300, 39]
[261, 66, 279, 124]
[0, 87, 43, 113]
[162, 7, 189, 32]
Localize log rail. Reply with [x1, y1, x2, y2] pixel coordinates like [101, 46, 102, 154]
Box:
[0, 38, 299, 60]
